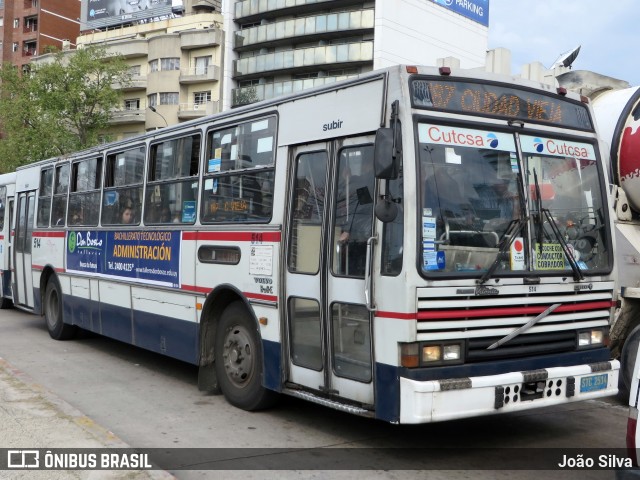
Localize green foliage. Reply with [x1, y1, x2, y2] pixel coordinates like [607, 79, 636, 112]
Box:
[0, 45, 130, 172]
[234, 86, 260, 106]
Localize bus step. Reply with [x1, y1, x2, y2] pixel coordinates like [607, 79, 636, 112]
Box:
[285, 388, 374, 417]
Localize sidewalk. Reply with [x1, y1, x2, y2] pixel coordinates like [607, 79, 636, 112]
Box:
[0, 357, 175, 480]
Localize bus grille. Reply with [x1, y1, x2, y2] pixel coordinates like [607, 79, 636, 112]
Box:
[416, 285, 614, 363]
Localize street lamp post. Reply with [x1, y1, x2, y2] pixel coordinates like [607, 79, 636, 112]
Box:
[148, 106, 168, 128]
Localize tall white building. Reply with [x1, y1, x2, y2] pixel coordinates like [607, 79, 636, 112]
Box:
[224, 0, 489, 109]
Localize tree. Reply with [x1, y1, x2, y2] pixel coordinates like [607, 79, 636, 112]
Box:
[0, 45, 130, 172]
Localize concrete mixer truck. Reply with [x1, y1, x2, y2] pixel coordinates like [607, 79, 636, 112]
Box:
[558, 70, 640, 399]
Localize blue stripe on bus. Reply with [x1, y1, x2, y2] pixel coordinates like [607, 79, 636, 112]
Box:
[135, 309, 199, 365]
[262, 339, 282, 392]
[58, 293, 200, 365]
[398, 348, 612, 382]
[375, 362, 400, 423]
[64, 291, 100, 333]
[44, 290, 279, 388]
[1, 269, 10, 298]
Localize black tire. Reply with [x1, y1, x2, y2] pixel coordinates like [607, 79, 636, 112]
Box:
[44, 277, 76, 340]
[214, 301, 278, 411]
[0, 296, 12, 309]
[618, 325, 640, 403]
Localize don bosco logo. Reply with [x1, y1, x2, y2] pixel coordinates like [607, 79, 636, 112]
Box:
[68, 232, 103, 253]
[68, 232, 77, 253]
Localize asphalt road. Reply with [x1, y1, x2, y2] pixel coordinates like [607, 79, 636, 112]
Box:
[0, 306, 632, 479]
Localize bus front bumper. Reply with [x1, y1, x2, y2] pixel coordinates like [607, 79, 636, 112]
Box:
[399, 360, 620, 424]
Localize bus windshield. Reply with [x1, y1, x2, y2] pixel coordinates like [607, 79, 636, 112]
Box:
[418, 123, 611, 276]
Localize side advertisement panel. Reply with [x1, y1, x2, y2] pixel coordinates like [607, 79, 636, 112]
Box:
[66, 230, 180, 288]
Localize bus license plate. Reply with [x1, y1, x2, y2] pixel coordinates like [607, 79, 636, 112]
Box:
[580, 373, 608, 393]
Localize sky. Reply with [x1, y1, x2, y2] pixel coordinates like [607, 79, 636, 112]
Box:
[488, 0, 639, 86]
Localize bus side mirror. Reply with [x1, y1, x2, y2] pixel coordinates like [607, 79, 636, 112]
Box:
[374, 127, 400, 180]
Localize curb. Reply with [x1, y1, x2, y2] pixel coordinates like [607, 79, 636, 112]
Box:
[0, 357, 175, 479]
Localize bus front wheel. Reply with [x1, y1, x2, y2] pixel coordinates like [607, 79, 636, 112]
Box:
[44, 277, 76, 340]
[214, 301, 277, 411]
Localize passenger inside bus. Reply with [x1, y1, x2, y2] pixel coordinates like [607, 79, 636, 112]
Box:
[69, 205, 84, 226]
[121, 205, 134, 224]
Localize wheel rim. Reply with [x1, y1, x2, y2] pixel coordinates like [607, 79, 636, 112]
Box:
[221, 324, 255, 388]
[46, 287, 59, 330]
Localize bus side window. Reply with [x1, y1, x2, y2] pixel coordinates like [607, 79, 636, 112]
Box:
[145, 133, 201, 225]
[202, 116, 276, 224]
[52, 163, 70, 227]
[68, 157, 102, 227]
[37, 167, 54, 227]
[102, 146, 144, 226]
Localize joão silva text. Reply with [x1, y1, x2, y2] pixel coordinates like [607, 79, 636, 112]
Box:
[558, 454, 632, 468]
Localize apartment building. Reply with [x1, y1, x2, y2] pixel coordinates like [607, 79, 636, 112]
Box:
[74, 0, 223, 139]
[224, 0, 489, 109]
[0, 0, 80, 72]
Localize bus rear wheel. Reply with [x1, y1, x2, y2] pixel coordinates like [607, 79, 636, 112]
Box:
[0, 296, 12, 309]
[44, 277, 76, 340]
[214, 301, 278, 411]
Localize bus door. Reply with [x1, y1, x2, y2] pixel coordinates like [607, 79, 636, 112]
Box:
[13, 191, 35, 309]
[6, 197, 14, 300]
[285, 137, 376, 406]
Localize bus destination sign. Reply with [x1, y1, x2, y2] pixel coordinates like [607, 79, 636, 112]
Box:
[410, 78, 593, 131]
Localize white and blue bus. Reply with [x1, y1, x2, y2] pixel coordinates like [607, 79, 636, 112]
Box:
[6, 65, 619, 423]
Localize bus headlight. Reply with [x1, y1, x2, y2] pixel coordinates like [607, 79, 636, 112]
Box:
[577, 328, 606, 348]
[401, 341, 464, 367]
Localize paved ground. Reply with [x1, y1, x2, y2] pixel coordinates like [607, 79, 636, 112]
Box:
[0, 357, 174, 480]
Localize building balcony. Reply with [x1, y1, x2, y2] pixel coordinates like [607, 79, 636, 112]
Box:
[235, 9, 373, 51]
[106, 39, 148, 59]
[177, 101, 218, 120]
[235, 0, 364, 23]
[180, 28, 222, 50]
[233, 41, 373, 79]
[232, 74, 356, 106]
[179, 65, 220, 84]
[113, 75, 147, 91]
[110, 107, 146, 125]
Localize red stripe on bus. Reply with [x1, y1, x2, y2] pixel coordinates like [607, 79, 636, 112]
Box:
[33, 231, 66, 238]
[182, 231, 281, 242]
[375, 311, 417, 320]
[0, 235, 3, 240]
[32, 265, 65, 273]
[180, 284, 277, 303]
[417, 300, 616, 321]
[244, 292, 278, 302]
[180, 284, 210, 294]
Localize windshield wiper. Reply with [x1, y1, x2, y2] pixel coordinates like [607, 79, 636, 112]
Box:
[531, 169, 584, 281]
[533, 169, 544, 250]
[477, 216, 527, 285]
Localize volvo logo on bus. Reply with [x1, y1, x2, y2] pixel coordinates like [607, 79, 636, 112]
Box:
[475, 286, 499, 296]
[455, 286, 499, 296]
[574, 283, 593, 291]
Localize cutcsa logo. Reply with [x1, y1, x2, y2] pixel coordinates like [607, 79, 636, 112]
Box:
[533, 138, 545, 153]
[486, 133, 499, 148]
